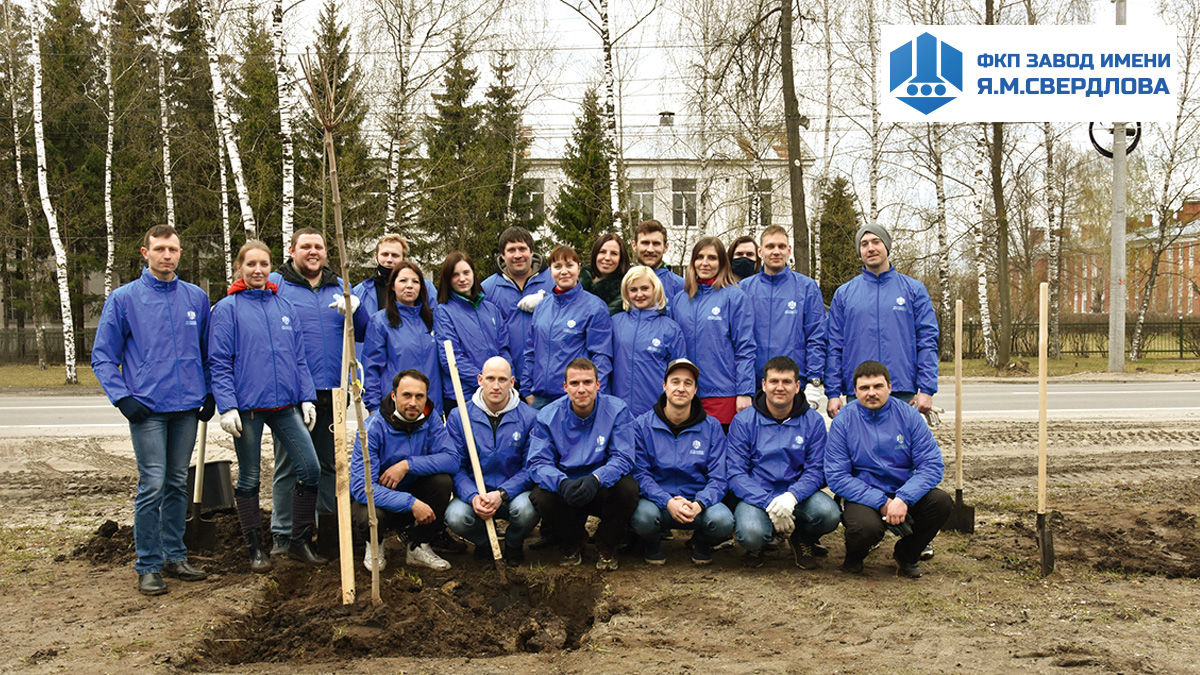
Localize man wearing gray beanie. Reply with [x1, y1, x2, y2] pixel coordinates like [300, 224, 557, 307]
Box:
[824, 223, 939, 419]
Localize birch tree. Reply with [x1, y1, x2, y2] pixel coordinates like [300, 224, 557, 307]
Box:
[4, 0, 42, 343]
[972, 126, 996, 366]
[201, 0, 255, 236]
[1044, 122, 1062, 358]
[31, 0, 77, 383]
[154, 0, 176, 230]
[100, 8, 115, 296]
[273, 0, 295, 245]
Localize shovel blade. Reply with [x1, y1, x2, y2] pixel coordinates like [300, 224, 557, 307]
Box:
[1035, 512, 1055, 577]
[184, 505, 218, 551]
[945, 489, 976, 534]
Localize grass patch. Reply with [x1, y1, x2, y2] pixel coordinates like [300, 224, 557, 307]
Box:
[0, 364, 100, 389]
[959, 357, 1200, 377]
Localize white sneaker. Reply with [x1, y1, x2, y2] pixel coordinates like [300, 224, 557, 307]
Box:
[363, 543, 386, 572]
[406, 543, 451, 570]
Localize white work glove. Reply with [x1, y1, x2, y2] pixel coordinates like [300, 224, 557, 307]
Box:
[220, 409, 242, 438]
[804, 382, 824, 410]
[517, 290, 547, 313]
[766, 492, 798, 535]
[923, 406, 943, 427]
[329, 294, 360, 316]
[301, 402, 317, 431]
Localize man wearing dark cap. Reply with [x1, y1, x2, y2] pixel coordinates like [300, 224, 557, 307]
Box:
[825, 222, 939, 419]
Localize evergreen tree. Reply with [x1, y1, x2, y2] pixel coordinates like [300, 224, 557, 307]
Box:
[816, 175, 861, 304]
[551, 87, 612, 254]
[416, 36, 492, 265]
[0, 0, 34, 329]
[481, 51, 535, 242]
[229, 10, 282, 253]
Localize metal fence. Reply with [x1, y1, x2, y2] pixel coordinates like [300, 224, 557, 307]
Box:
[962, 319, 1200, 359]
[0, 328, 99, 364]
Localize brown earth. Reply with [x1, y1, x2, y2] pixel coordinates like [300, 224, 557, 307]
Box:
[1, 420, 1199, 674]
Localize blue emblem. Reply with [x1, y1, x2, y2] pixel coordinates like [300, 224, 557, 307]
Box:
[890, 32, 962, 114]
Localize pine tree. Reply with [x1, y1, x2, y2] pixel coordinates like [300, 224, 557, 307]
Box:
[481, 51, 534, 237]
[816, 176, 860, 304]
[551, 87, 613, 254]
[229, 11, 282, 253]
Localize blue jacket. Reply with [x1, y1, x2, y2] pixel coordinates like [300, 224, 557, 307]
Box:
[270, 265, 366, 390]
[631, 401, 727, 509]
[522, 284, 614, 398]
[670, 283, 756, 397]
[738, 268, 827, 382]
[446, 398, 537, 502]
[824, 397, 944, 509]
[92, 268, 211, 412]
[611, 308, 687, 418]
[527, 393, 633, 491]
[208, 285, 317, 413]
[727, 393, 828, 509]
[351, 400, 458, 513]
[361, 305, 442, 414]
[825, 266, 939, 399]
[434, 293, 510, 401]
[481, 268, 555, 384]
[653, 265, 685, 304]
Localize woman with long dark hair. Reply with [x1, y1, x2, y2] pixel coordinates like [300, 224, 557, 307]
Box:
[434, 251, 509, 412]
[580, 232, 630, 314]
[361, 261, 442, 415]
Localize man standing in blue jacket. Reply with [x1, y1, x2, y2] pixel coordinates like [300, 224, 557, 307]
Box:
[92, 225, 215, 595]
[445, 356, 539, 565]
[738, 225, 827, 407]
[633, 220, 684, 302]
[825, 361, 951, 578]
[480, 226, 554, 387]
[727, 356, 840, 569]
[630, 358, 732, 566]
[527, 358, 638, 570]
[351, 369, 459, 571]
[351, 233, 437, 315]
[268, 227, 367, 558]
[826, 223, 939, 419]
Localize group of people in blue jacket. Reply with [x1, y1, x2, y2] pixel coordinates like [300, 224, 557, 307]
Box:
[94, 216, 949, 596]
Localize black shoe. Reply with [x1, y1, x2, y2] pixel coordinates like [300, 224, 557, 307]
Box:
[270, 534, 290, 557]
[790, 534, 819, 570]
[895, 554, 923, 578]
[812, 543, 829, 557]
[162, 560, 207, 581]
[431, 529, 467, 555]
[841, 557, 865, 574]
[742, 550, 765, 568]
[289, 536, 329, 566]
[505, 543, 525, 567]
[138, 572, 167, 596]
[919, 545, 935, 561]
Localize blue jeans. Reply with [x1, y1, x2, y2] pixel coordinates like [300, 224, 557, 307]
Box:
[233, 407, 320, 494]
[529, 394, 561, 410]
[130, 410, 199, 574]
[445, 491, 538, 546]
[631, 498, 735, 545]
[735, 491, 841, 551]
[271, 394, 336, 537]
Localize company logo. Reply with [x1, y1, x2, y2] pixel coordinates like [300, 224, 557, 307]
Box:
[788, 301, 797, 310]
[890, 32, 963, 114]
[596, 435, 605, 445]
[794, 435, 804, 446]
[652, 338, 661, 347]
[187, 310, 196, 320]
[567, 319, 576, 329]
[711, 307, 721, 316]
[896, 297, 906, 306]
[512, 431, 521, 441]
[896, 434, 905, 443]
[692, 440, 702, 449]
[281, 316, 291, 325]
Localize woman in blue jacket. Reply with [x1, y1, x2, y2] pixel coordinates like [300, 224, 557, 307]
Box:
[671, 236, 756, 428]
[209, 240, 325, 572]
[521, 245, 614, 408]
[579, 232, 630, 315]
[361, 261, 441, 414]
[434, 251, 510, 413]
[611, 266, 687, 418]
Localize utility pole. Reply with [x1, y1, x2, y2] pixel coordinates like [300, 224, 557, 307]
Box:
[1109, 0, 1127, 372]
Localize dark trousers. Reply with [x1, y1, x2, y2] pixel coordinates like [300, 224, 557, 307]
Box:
[352, 473, 452, 545]
[530, 474, 639, 551]
[842, 488, 952, 565]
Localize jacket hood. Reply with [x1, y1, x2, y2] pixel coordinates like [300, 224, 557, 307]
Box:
[752, 390, 808, 423]
[279, 259, 339, 289]
[653, 392, 707, 435]
[227, 279, 278, 295]
[379, 391, 434, 433]
[494, 252, 544, 284]
[472, 386, 520, 418]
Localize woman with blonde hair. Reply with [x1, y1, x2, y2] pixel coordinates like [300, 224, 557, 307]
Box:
[611, 266, 687, 417]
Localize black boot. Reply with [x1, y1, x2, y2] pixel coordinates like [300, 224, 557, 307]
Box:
[235, 489, 272, 573]
[288, 483, 328, 566]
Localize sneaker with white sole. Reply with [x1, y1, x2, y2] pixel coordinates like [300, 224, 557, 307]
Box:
[406, 543, 451, 570]
[363, 543, 386, 572]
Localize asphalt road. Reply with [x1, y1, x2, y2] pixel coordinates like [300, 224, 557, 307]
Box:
[1, 380, 1198, 437]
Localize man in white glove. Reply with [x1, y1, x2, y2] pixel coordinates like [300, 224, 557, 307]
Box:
[727, 356, 841, 569]
[480, 227, 556, 395]
[328, 293, 360, 316]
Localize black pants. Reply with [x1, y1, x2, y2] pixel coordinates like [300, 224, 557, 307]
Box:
[842, 488, 952, 565]
[352, 473, 452, 545]
[530, 474, 639, 552]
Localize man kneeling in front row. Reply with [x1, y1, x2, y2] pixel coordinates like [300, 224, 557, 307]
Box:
[825, 360, 951, 578]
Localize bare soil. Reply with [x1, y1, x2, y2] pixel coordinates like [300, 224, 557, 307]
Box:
[2, 420, 1200, 674]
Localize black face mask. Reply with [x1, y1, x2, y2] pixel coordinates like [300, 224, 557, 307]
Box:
[731, 257, 757, 279]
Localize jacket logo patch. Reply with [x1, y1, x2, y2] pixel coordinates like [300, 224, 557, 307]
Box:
[186, 310, 197, 326]
[794, 435, 805, 446]
[711, 307, 721, 316]
[512, 431, 521, 441]
[692, 440, 701, 449]
[281, 316, 293, 330]
[652, 338, 661, 347]
[596, 435, 605, 445]
[567, 319, 577, 328]
[788, 301, 797, 310]
[896, 434, 905, 443]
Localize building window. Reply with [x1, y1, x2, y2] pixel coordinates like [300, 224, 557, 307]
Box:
[748, 179, 772, 230]
[518, 178, 545, 222]
[672, 179, 697, 231]
[629, 179, 654, 221]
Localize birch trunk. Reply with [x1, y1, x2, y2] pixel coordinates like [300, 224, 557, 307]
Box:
[202, 0, 256, 236]
[273, 0, 294, 245]
[932, 123, 949, 334]
[157, 10, 176, 230]
[599, 0, 622, 229]
[867, 0, 879, 223]
[31, 0, 78, 383]
[214, 100, 232, 284]
[973, 126, 996, 367]
[1043, 122, 1061, 358]
[102, 17, 116, 297]
[384, 134, 399, 233]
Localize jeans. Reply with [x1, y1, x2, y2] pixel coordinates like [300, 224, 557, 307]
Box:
[351, 474, 453, 545]
[233, 406, 320, 494]
[630, 498, 734, 545]
[735, 491, 842, 551]
[130, 410, 199, 574]
[445, 491, 538, 547]
[271, 392, 336, 537]
[842, 488, 952, 564]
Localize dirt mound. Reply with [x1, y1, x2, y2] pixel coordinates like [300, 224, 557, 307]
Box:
[70, 520, 135, 565]
[186, 564, 606, 667]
